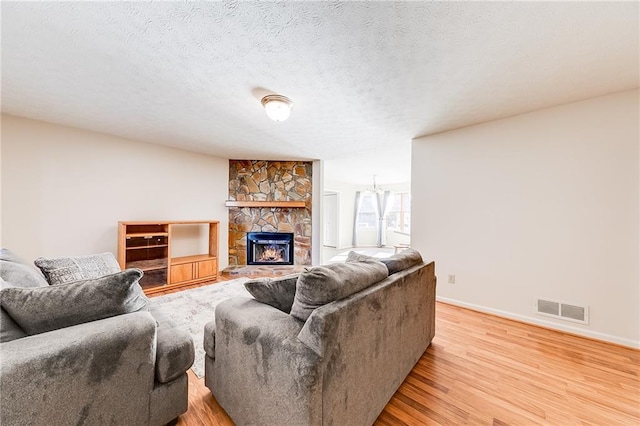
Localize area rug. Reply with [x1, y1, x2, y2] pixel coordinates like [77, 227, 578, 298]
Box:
[149, 277, 251, 378]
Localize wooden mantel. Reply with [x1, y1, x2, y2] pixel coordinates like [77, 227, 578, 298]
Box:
[224, 200, 306, 208]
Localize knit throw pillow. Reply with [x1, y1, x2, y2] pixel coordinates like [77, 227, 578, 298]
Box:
[34, 252, 121, 285]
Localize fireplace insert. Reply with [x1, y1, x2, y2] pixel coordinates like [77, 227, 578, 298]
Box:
[247, 232, 294, 265]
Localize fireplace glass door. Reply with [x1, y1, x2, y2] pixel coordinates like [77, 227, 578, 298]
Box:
[247, 232, 294, 265]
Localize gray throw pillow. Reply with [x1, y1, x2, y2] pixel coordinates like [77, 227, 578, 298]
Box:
[0, 278, 27, 342]
[34, 252, 121, 285]
[0, 308, 27, 343]
[244, 274, 300, 313]
[0, 269, 149, 335]
[0, 248, 48, 288]
[290, 262, 388, 322]
[381, 248, 423, 274]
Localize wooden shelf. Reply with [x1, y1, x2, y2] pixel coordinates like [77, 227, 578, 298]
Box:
[143, 281, 197, 295]
[126, 232, 169, 238]
[121, 221, 218, 225]
[126, 244, 168, 250]
[126, 258, 167, 271]
[224, 200, 306, 208]
[139, 281, 167, 290]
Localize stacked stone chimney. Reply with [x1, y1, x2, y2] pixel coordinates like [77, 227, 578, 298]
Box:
[227, 160, 312, 266]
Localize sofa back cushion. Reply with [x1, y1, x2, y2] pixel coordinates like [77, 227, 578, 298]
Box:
[346, 249, 423, 275]
[244, 274, 299, 313]
[381, 249, 423, 275]
[0, 269, 149, 335]
[290, 262, 388, 322]
[0, 248, 48, 288]
[34, 252, 121, 285]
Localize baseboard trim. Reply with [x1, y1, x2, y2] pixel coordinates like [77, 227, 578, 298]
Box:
[436, 296, 640, 349]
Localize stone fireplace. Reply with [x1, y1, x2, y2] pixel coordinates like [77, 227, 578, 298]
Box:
[227, 160, 312, 267]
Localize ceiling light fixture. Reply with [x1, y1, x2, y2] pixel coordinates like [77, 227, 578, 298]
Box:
[367, 175, 384, 194]
[261, 94, 293, 122]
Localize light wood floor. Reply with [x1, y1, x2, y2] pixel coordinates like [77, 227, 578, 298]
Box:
[157, 283, 639, 425]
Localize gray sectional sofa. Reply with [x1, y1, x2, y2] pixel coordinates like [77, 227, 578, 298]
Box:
[0, 249, 195, 426]
[205, 249, 436, 425]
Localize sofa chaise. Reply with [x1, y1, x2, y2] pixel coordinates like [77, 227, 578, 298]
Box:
[204, 249, 436, 425]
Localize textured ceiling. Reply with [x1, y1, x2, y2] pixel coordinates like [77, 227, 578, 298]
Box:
[1, 2, 638, 184]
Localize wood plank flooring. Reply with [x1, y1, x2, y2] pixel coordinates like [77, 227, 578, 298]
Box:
[156, 283, 639, 425]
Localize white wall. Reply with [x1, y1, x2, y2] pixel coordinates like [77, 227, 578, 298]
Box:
[412, 90, 639, 347]
[1, 115, 230, 269]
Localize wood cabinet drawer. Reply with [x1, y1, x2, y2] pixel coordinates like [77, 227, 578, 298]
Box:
[197, 259, 217, 279]
[170, 263, 194, 283]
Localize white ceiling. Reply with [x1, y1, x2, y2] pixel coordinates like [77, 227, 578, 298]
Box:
[2, 2, 638, 184]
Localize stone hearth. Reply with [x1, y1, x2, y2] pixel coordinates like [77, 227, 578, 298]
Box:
[227, 160, 312, 266]
[221, 265, 307, 278]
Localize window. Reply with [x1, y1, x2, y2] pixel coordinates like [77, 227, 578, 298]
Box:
[386, 192, 411, 233]
[356, 192, 378, 228]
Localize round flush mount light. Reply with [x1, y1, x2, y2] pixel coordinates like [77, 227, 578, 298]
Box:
[261, 94, 294, 122]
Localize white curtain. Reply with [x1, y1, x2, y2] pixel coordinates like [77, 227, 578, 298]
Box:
[352, 191, 364, 247]
[375, 191, 392, 247]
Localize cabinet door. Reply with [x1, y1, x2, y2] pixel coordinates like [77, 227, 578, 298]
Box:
[197, 259, 217, 279]
[170, 263, 194, 284]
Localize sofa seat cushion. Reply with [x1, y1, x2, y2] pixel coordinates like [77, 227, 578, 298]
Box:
[0, 248, 48, 288]
[155, 325, 195, 383]
[34, 252, 121, 285]
[290, 261, 388, 322]
[347, 249, 423, 275]
[243, 274, 299, 313]
[0, 269, 149, 335]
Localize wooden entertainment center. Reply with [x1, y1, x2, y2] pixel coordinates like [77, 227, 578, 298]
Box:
[117, 220, 219, 294]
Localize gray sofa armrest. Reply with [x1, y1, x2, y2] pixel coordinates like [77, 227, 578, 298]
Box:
[0, 311, 157, 426]
[203, 319, 216, 359]
[209, 297, 323, 425]
[155, 326, 194, 383]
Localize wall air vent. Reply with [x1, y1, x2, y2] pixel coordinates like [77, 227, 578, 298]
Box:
[536, 299, 560, 316]
[535, 299, 589, 324]
[560, 303, 587, 322]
